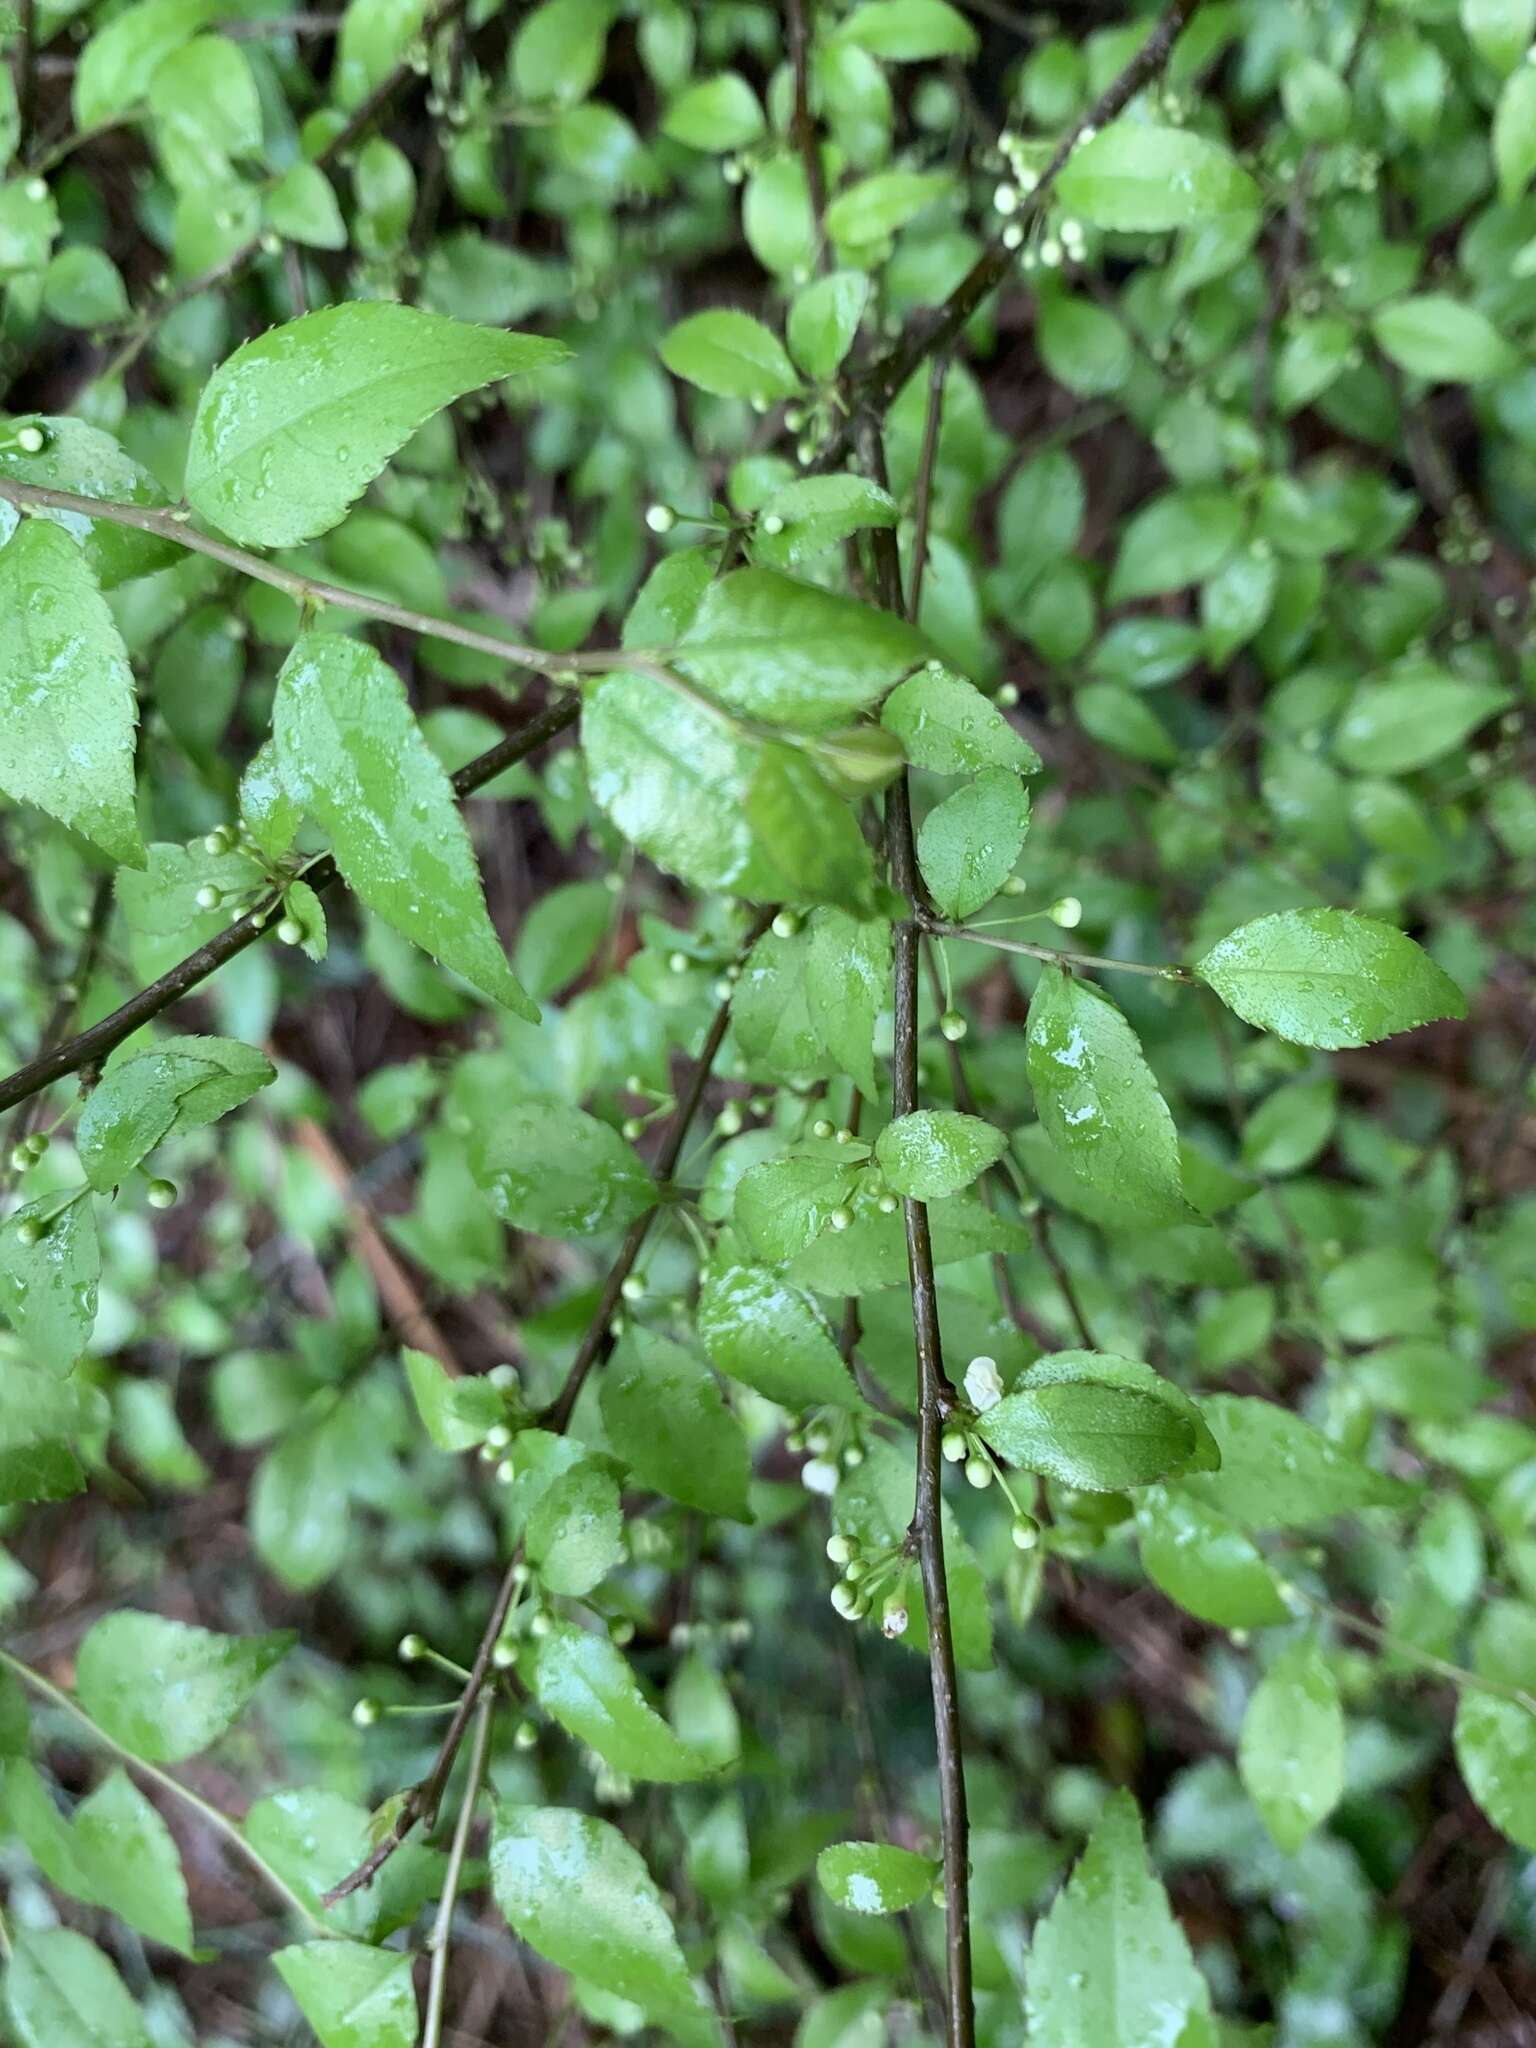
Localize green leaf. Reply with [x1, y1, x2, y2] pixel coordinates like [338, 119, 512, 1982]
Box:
[403, 1346, 507, 1452]
[837, 0, 977, 58]
[753, 475, 897, 568]
[1036, 287, 1133, 396]
[1454, 1691, 1536, 1850]
[979, 1351, 1214, 1492]
[673, 567, 926, 729]
[274, 634, 535, 1017]
[1181, 1393, 1413, 1529]
[787, 271, 869, 380]
[74, 1611, 294, 1762]
[804, 907, 891, 1101]
[1055, 122, 1259, 232]
[1195, 908, 1467, 1049]
[0, 420, 176, 589]
[1074, 681, 1178, 767]
[77, 1036, 274, 1190]
[600, 1329, 752, 1521]
[916, 766, 1029, 918]
[659, 310, 801, 402]
[148, 34, 261, 188]
[816, 1840, 938, 1913]
[881, 665, 1040, 777]
[735, 1152, 859, 1263]
[265, 161, 348, 249]
[3, 1928, 152, 2048]
[662, 72, 763, 151]
[698, 1262, 864, 1410]
[490, 1804, 705, 2020]
[3, 1193, 101, 1389]
[0, 521, 143, 866]
[72, 1769, 195, 1956]
[1465, 0, 1536, 74]
[513, 879, 611, 1000]
[1238, 1639, 1345, 1853]
[251, 1416, 350, 1592]
[509, 0, 612, 104]
[1025, 967, 1191, 1227]
[521, 1453, 624, 1596]
[185, 304, 566, 547]
[42, 243, 129, 323]
[789, 1189, 1027, 1295]
[1494, 66, 1536, 204]
[273, 1940, 418, 2048]
[583, 667, 783, 897]
[1333, 667, 1509, 774]
[0, 1360, 103, 1503]
[1371, 294, 1520, 384]
[746, 743, 876, 912]
[1022, 1790, 1215, 2048]
[825, 168, 954, 249]
[468, 1096, 653, 1237]
[73, 0, 217, 128]
[1108, 486, 1243, 603]
[535, 1623, 711, 1781]
[1136, 1486, 1291, 1628]
[875, 1109, 1005, 1200]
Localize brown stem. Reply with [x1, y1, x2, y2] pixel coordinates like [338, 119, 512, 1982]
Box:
[0, 697, 577, 1118]
[861, 421, 973, 2048]
[545, 914, 772, 1431]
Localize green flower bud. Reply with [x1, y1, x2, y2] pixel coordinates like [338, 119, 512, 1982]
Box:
[146, 1178, 178, 1209]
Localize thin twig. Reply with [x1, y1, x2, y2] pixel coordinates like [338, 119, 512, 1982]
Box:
[0, 697, 577, 1118]
[907, 353, 949, 624]
[0, 1648, 329, 1935]
[861, 418, 974, 2048]
[0, 481, 625, 677]
[422, 1691, 495, 2048]
[922, 917, 1193, 981]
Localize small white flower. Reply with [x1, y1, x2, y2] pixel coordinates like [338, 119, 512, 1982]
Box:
[964, 1355, 1004, 1412]
[802, 1457, 840, 1495]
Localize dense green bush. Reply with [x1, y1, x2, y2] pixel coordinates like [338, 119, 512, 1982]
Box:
[2, 0, 1536, 2040]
